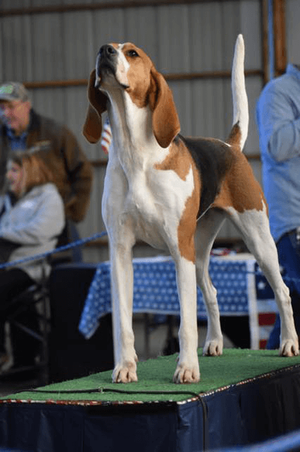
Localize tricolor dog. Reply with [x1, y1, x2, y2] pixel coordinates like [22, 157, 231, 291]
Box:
[83, 35, 299, 384]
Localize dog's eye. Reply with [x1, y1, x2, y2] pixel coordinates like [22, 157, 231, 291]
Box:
[127, 49, 139, 58]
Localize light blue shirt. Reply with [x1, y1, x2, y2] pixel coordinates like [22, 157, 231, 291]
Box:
[256, 64, 300, 242]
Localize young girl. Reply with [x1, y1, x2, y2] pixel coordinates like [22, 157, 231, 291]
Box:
[0, 151, 65, 371]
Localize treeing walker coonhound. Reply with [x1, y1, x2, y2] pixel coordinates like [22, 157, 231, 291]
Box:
[83, 35, 299, 384]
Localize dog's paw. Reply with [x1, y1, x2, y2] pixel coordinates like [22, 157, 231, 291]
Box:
[279, 339, 299, 357]
[173, 363, 200, 384]
[112, 361, 138, 383]
[203, 339, 223, 356]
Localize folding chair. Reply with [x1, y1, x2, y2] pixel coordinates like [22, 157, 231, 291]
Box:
[2, 273, 50, 385]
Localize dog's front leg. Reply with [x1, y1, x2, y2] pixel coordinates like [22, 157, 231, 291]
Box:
[110, 244, 138, 383]
[173, 257, 200, 383]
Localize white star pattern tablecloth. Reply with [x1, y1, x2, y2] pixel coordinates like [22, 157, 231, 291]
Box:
[79, 254, 267, 348]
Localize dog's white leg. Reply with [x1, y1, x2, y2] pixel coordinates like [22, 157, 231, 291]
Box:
[195, 209, 226, 356]
[173, 256, 200, 383]
[227, 207, 299, 356]
[110, 243, 138, 382]
[102, 163, 139, 382]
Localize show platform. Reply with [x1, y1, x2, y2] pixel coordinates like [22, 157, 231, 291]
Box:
[1, 349, 300, 452]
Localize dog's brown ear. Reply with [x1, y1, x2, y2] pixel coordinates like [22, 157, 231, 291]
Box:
[83, 69, 108, 143]
[149, 68, 180, 148]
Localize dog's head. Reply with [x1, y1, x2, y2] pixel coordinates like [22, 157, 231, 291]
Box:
[83, 43, 180, 148]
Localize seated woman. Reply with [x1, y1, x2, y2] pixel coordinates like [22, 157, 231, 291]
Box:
[0, 151, 65, 372]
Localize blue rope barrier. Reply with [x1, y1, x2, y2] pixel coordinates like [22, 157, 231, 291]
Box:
[0, 230, 107, 270]
[0, 235, 299, 285]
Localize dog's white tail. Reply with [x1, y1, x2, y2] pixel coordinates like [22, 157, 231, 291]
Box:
[228, 34, 249, 151]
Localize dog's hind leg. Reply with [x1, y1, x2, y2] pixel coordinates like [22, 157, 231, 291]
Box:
[195, 209, 227, 356]
[226, 206, 299, 356]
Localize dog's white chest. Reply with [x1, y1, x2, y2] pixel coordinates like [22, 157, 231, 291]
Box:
[127, 179, 160, 225]
[119, 165, 195, 247]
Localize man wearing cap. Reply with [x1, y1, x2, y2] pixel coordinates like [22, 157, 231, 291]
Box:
[0, 82, 93, 228]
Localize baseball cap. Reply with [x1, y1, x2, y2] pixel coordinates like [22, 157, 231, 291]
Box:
[0, 82, 30, 102]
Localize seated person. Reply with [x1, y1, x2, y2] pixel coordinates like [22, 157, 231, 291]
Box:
[0, 151, 65, 372]
[0, 82, 93, 263]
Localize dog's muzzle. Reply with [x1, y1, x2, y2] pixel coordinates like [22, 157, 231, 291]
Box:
[99, 44, 117, 59]
[96, 44, 117, 79]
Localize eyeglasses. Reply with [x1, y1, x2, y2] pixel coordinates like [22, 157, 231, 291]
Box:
[0, 101, 24, 113]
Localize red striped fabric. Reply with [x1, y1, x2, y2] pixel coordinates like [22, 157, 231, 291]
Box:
[101, 118, 112, 154]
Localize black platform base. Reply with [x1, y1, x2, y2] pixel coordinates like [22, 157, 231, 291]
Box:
[1, 352, 300, 451]
[48, 263, 114, 382]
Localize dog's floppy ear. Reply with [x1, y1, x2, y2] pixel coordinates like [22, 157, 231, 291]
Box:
[149, 67, 180, 148]
[83, 69, 108, 143]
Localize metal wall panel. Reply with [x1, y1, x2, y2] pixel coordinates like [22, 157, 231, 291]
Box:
[0, 1, 264, 262]
[286, 0, 300, 64]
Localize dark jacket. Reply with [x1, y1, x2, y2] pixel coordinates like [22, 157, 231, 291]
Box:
[0, 109, 93, 222]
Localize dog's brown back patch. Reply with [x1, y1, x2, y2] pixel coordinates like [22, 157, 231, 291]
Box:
[214, 145, 266, 213]
[154, 138, 192, 179]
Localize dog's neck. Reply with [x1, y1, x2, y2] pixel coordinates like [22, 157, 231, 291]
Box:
[105, 88, 169, 170]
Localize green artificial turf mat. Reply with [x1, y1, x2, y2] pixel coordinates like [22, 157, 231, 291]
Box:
[2, 348, 300, 404]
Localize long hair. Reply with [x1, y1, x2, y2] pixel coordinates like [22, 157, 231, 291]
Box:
[10, 151, 54, 194]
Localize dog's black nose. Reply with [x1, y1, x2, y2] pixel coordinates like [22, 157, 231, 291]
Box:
[99, 44, 117, 59]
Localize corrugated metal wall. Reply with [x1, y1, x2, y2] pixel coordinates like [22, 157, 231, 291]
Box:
[0, 0, 264, 262]
[286, 0, 300, 64]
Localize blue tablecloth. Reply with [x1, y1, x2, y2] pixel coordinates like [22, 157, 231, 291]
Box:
[79, 255, 258, 340]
